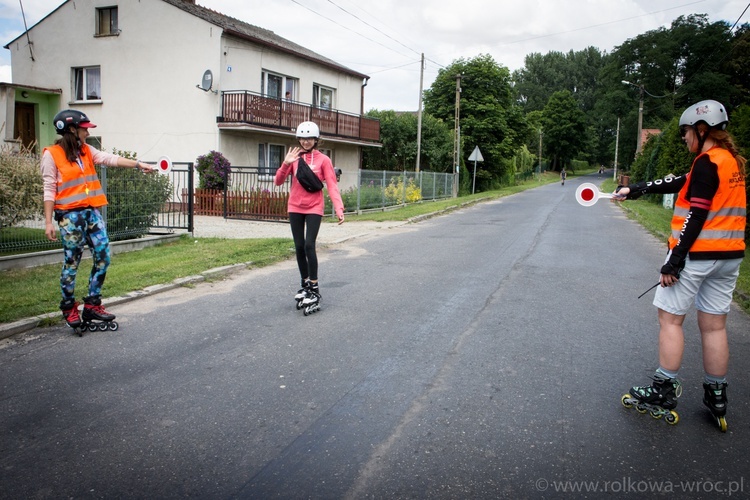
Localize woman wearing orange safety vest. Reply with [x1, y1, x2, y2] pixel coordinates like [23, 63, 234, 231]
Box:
[41, 109, 155, 332]
[614, 99, 746, 432]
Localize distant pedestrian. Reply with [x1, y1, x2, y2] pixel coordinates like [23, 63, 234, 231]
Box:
[615, 100, 746, 431]
[560, 168, 567, 185]
[42, 109, 155, 331]
[275, 121, 344, 315]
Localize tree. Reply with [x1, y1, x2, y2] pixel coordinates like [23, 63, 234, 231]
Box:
[541, 90, 587, 171]
[362, 110, 452, 172]
[424, 54, 528, 191]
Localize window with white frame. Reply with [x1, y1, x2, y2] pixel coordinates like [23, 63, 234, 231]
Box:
[262, 71, 298, 100]
[73, 66, 101, 101]
[96, 7, 118, 36]
[319, 148, 333, 162]
[313, 84, 334, 109]
[259, 143, 285, 178]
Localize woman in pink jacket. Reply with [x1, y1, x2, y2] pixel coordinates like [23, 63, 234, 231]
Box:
[275, 121, 344, 314]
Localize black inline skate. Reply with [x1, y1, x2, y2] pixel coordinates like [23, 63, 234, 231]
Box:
[80, 295, 119, 334]
[295, 279, 310, 310]
[703, 381, 728, 432]
[301, 282, 321, 316]
[621, 375, 681, 425]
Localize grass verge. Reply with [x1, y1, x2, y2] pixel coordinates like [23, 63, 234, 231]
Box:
[0, 237, 293, 324]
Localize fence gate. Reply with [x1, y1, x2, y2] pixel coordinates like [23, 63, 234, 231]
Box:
[152, 161, 194, 233]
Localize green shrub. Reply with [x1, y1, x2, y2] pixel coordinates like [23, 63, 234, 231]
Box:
[103, 149, 173, 241]
[0, 145, 43, 229]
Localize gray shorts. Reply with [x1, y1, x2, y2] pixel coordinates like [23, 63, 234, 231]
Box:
[653, 256, 742, 316]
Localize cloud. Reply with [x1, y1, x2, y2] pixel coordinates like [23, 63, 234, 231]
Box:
[0, 0, 746, 110]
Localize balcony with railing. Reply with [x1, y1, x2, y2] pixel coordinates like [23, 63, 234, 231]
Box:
[217, 90, 380, 143]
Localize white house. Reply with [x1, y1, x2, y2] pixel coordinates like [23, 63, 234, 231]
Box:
[3, 0, 380, 177]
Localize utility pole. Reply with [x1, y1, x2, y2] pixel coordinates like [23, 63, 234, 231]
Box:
[452, 74, 462, 197]
[537, 128, 543, 178]
[415, 53, 424, 173]
[613, 117, 620, 182]
[636, 85, 644, 155]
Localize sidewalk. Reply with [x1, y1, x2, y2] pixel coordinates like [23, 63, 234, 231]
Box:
[191, 215, 408, 244]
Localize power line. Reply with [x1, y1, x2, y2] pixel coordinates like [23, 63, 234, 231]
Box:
[288, 0, 413, 59]
[324, 0, 421, 57]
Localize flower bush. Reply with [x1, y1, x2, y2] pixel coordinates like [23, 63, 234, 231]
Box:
[195, 150, 231, 189]
[384, 176, 422, 204]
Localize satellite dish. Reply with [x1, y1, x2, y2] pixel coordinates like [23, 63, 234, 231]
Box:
[196, 69, 216, 93]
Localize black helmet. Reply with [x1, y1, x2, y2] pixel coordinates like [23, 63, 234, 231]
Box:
[53, 109, 97, 135]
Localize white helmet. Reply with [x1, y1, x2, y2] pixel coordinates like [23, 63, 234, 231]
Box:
[295, 121, 320, 138]
[679, 100, 728, 130]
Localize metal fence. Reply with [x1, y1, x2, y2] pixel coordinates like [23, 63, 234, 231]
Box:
[339, 169, 456, 213]
[0, 162, 193, 256]
[1, 161, 455, 256]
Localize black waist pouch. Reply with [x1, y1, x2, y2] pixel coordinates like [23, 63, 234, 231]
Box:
[296, 157, 324, 193]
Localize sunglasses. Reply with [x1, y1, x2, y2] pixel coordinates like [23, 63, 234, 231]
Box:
[679, 125, 690, 138]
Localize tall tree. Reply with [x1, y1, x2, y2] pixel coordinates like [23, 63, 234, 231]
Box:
[541, 90, 587, 170]
[424, 54, 528, 191]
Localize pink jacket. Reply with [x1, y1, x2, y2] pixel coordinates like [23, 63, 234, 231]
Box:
[274, 150, 344, 217]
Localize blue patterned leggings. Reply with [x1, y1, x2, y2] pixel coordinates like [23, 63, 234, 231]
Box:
[57, 207, 111, 303]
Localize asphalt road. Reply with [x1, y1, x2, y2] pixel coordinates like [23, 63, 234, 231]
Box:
[2, 175, 750, 499]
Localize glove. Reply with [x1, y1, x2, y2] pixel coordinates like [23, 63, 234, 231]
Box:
[660, 254, 685, 279]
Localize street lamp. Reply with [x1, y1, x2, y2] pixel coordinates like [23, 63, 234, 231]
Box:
[622, 80, 644, 155]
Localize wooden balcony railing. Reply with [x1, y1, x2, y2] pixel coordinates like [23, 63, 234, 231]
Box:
[218, 91, 380, 143]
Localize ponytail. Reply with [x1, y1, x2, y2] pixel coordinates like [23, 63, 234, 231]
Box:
[710, 129, 746, 175]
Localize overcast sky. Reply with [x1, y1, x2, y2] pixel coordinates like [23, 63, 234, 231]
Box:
[0, 0, 747, 111]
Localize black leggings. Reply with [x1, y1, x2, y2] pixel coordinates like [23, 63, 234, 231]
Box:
[289, 212, 322, 281]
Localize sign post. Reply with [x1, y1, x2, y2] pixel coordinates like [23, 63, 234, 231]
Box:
[468, 146, 484, 195]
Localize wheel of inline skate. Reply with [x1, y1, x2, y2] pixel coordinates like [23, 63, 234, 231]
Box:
[621, 394, 633, 408]
[665, 411, 679, 425]
[650, 410, 663, 419]
[98, 322, 108, 331]
[108, 321, 119, 331]
[87, 323, 98, 332]
[717, 416, 727, 432]
[635, 404, 648, 414]
[296, 301, 303, 310]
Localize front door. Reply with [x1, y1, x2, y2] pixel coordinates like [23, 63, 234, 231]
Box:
[14, 102, 36, 152]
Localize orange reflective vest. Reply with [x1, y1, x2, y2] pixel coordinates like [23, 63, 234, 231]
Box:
[45, 144, 108, 210]
[669, 147, 746, 258]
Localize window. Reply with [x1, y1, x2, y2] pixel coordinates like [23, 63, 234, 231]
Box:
[313, 84, 334, 109]
[259, 143, 285, 178]
[96, 7, 118, 36]
[73, 67, 101, 101]
[262, 71, 298, 100]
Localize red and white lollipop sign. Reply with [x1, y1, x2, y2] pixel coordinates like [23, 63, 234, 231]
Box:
[156, 156, 172, 174]
[575, 182, 615, 207]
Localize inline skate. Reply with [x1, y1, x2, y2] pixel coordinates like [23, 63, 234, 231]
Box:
[61, 299, 82, 334]
[301, 282, 321, 316]
[703, 382, 728, 432]
[621, 375, 681, 425]
[295, 279, 310, 310]
[79, 295, 119, 334]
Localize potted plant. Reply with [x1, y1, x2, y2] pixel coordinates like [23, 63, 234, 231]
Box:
[195, 151, 231, 214]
